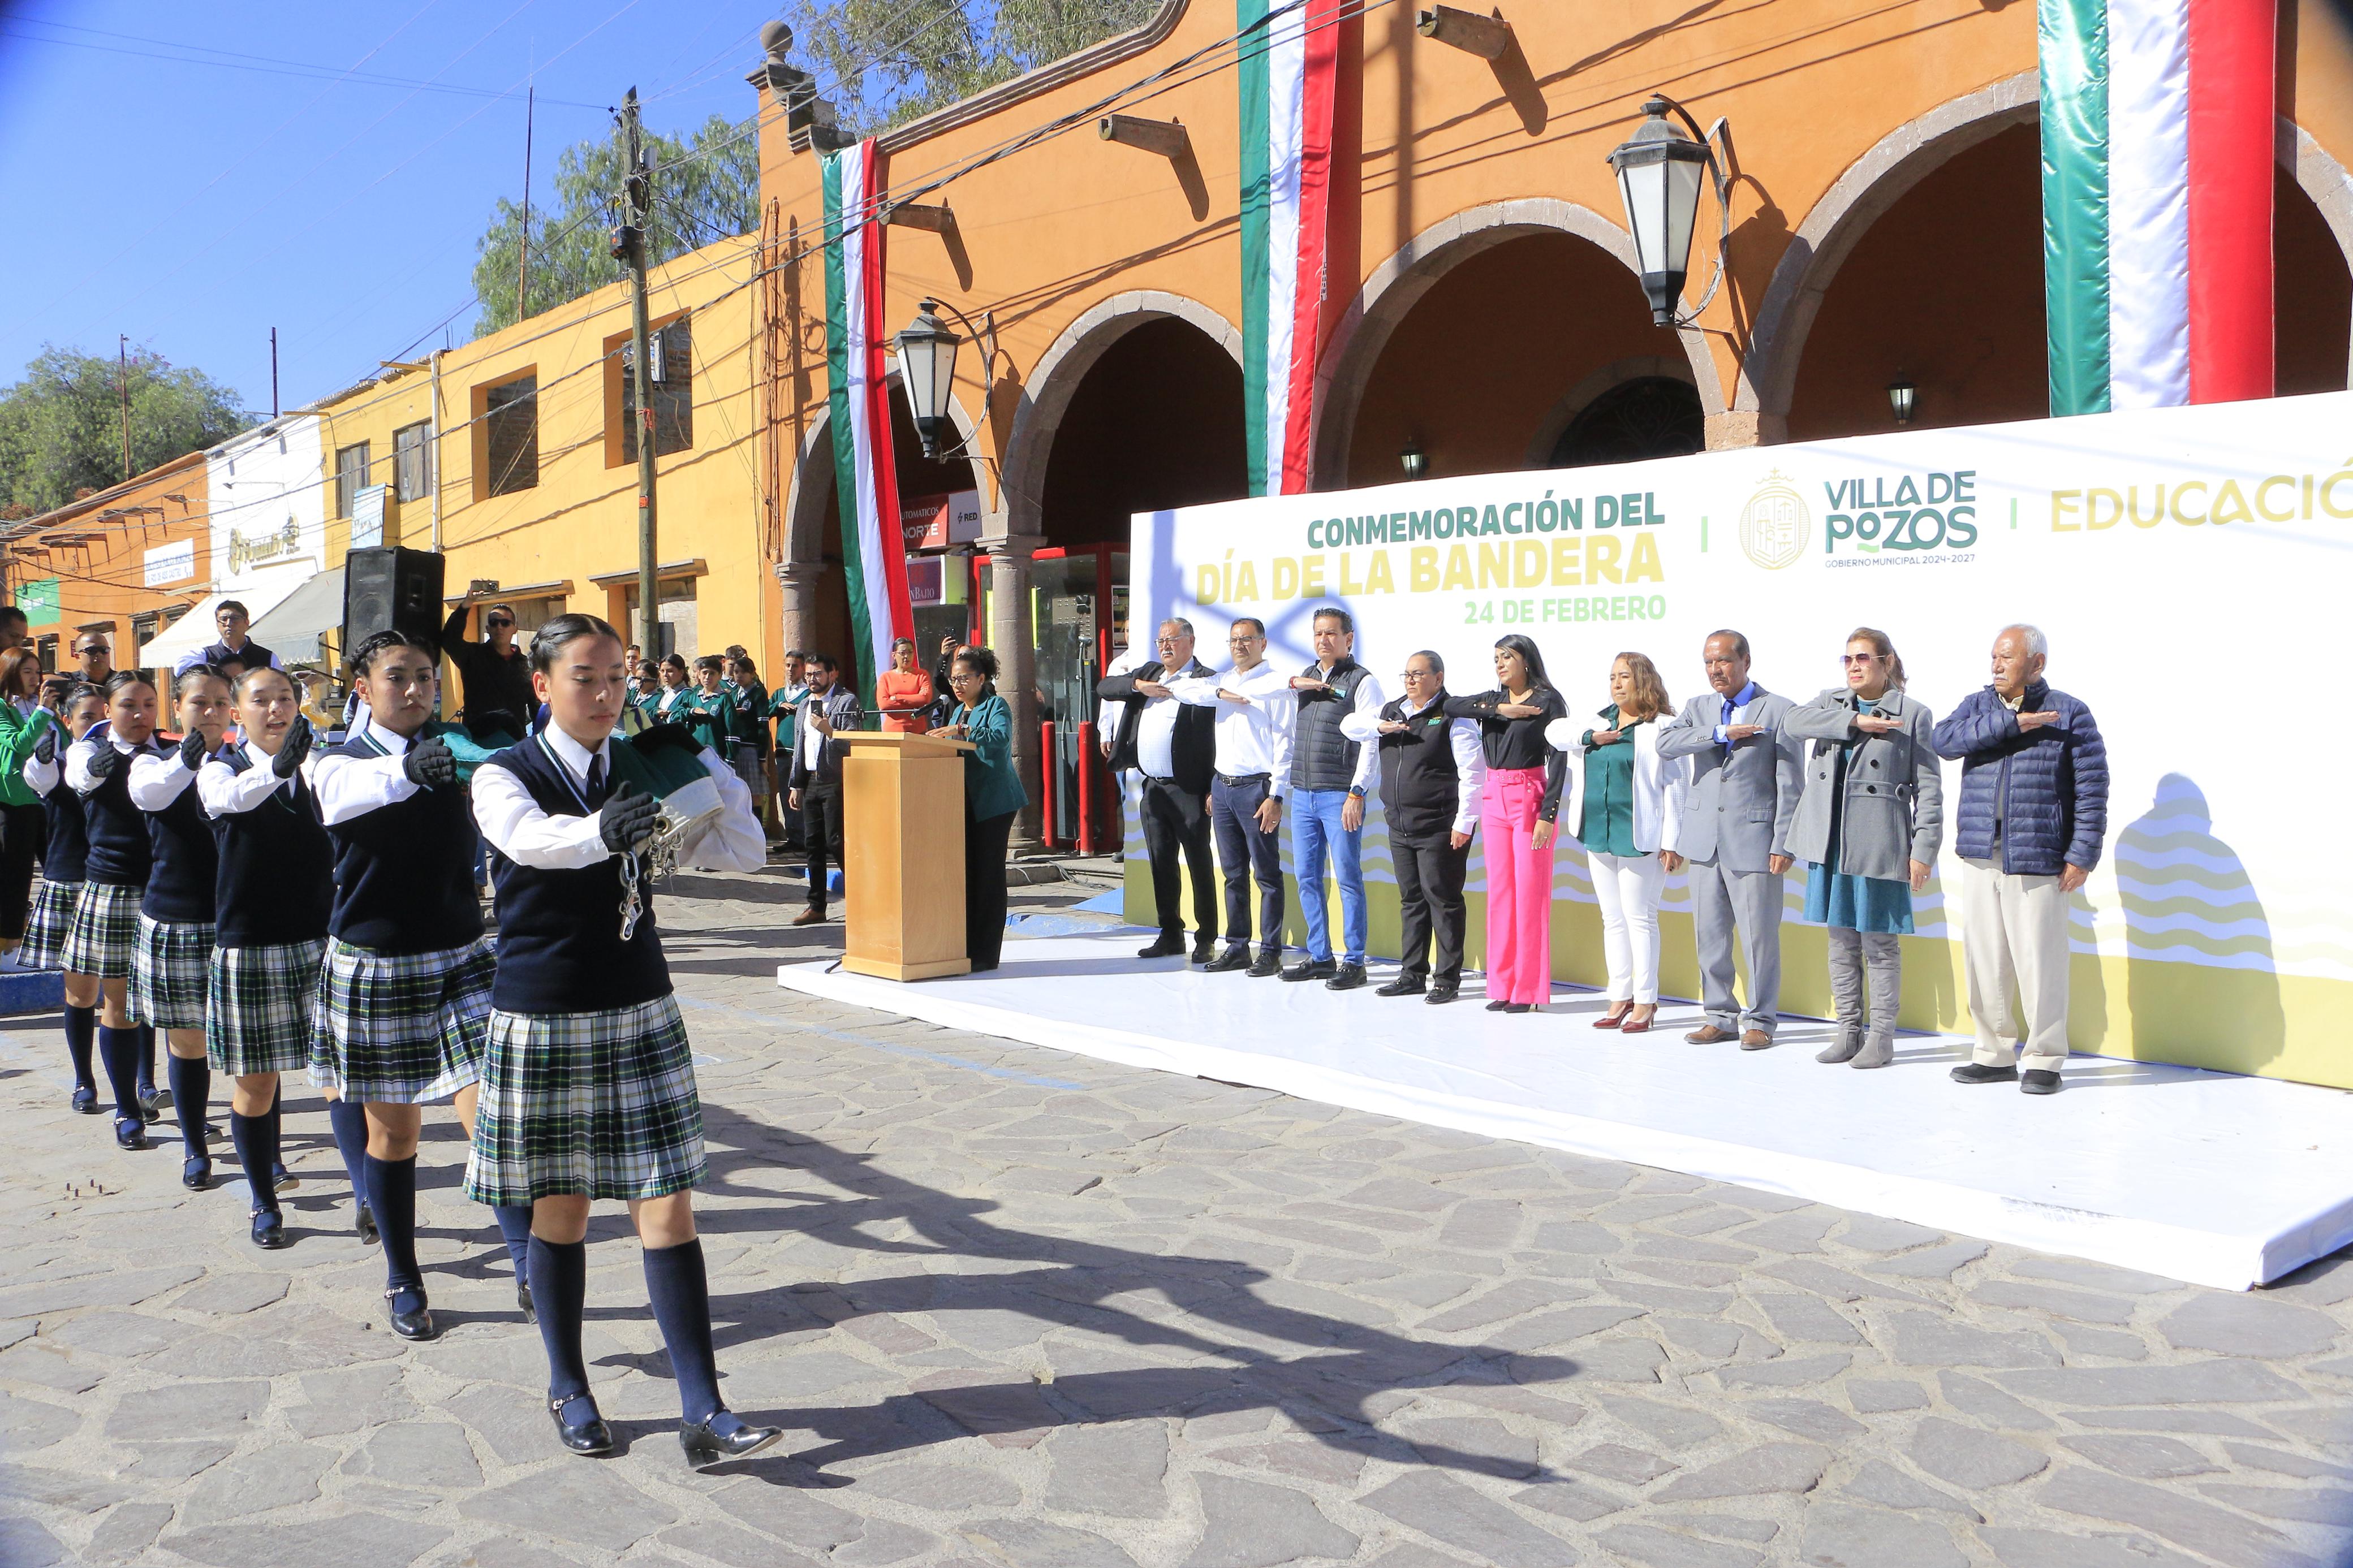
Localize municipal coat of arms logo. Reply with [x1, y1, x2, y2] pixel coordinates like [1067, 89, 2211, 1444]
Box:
[1739, 472, 1809, 570]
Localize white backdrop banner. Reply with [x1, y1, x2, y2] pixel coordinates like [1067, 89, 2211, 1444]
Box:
[1130, 390, 2353, 1087]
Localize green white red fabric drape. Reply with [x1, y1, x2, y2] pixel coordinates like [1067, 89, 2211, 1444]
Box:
[1239, 0, 1340, 497]
[821, 137, 912, 700]
[2040, 0, 2276, 415]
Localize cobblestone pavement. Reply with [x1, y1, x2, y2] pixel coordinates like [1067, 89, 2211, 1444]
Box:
[5, 866, 2352, 1568]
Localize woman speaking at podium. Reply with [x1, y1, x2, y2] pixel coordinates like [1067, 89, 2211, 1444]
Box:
[937, 645, 1027, 973]
[464, 613, 782, 1468]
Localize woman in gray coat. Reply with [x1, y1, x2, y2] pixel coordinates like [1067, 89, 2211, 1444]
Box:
[1782, 628, 1942, 1069]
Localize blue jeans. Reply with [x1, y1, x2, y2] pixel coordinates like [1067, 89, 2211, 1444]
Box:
[1292, 788, 1365, 964]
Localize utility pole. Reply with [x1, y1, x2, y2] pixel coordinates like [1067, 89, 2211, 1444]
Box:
[516, 85, 535, 321]
[615, 88, 659, 657]
[270, 327, 279, 418]
[118, 336, 131, 481]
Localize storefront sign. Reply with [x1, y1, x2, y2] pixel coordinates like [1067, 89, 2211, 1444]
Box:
[901, 490, 982, 551]
[143, 539, 197, 588]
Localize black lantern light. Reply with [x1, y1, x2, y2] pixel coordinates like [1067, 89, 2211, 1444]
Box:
[1400, 439, 1428, 480]
[893, 300, 962, 460]
[1887, 379, 1917, 425]
[1606, 94, 1730, 327]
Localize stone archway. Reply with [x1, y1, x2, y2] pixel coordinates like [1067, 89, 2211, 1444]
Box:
[1312, 198, 1723, 485]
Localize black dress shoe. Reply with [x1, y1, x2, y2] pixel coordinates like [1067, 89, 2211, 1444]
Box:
[356, 1202, 379, 1245]
[1427, 982, 1459, 1005]
[71, 1085, 99, 1114]
[549, 1394, 614, 1456]
[1203, 946, 1252, 974]
[1136, 935, 1187, 959]
[1484, 999, 1510, 1012]
[1502, 1002, 1532, 1014]
[1281, 959, 1335, 983]
[1247, 951, 1283, 978]
[1191, 940, 1219, 965]
[115, 1117, 147, 1151]
[1950, 1062, 2020, 1085]
[2020, 1069, 2063, 1095]
[1325, 962, 1367, 992]
[138, 1091, 163, 1125]
[679, 1411, 785, 1470]
[183, 1155, 211, 1190]
[518, 1280, 537, 1324]
[1376, 975, 1426, 997]
[250, 1209, 287, 1250]
[384, 1291, 440, 1342]
[273, 1161, 298, 1191]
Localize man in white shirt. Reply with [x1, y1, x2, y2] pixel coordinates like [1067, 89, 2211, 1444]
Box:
[1171, 617, 1295, 977]
[1095, 619, 1218, 961]
[1344, 650, 1484, 1003]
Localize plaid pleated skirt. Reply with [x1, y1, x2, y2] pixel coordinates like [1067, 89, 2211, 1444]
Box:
[311, 935, 493, 1103]
[206, 939, 326, 1077]
[130, 915, 215, 1030]
[59, 882, 142, 979]
[19, 880, 80, 971]
[462, 994, 705, 1206]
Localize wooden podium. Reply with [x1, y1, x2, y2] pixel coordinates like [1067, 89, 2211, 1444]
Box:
[838, 731, 975, 982]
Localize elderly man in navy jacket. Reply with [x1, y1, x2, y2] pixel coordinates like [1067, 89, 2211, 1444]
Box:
[1932, 624, 2108, 1095]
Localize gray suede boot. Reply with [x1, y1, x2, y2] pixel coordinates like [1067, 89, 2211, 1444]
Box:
[1850, 932, 1902, 1069]
[1817, 926, 1866, 1064]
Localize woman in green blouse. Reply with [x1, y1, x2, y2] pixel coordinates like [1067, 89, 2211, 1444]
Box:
[1545, 653, 1688, 1034]
[937, 646, 1027, 972]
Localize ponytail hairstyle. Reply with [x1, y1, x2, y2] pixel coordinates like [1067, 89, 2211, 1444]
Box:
[1846, 627, 1907, 691]
[175, 663, 229, 699]
[528, 613, 623, 673]
[102, 669, 156, 702]
[349, 628, 437, 678]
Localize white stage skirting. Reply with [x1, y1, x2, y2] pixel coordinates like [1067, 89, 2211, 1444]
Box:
[776, 935, 2353, 1290]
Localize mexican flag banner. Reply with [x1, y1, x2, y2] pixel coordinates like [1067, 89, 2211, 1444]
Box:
[2040, 0, 2275, 416]
[1238, 0, 1341, 497]
[821, 137, 913, 700]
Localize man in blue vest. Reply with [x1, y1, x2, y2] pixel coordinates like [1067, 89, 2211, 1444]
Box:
[1284, 607, 1385, 990]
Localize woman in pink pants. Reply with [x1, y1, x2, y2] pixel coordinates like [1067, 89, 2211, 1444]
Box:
[1445, 635, 1568, 1012]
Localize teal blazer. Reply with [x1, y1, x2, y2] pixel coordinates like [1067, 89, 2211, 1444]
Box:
[956, 693, 1027, 822]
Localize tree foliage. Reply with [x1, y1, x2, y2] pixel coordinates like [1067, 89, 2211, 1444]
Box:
[797, 0, 1162, 133]
[469, 112, 761, 338]
[0, 347, 252, 519]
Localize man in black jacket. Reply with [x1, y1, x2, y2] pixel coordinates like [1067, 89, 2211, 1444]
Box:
[439, 601, 535, 740]
[1096, 618, 1218, 961]
[785, 653, 864, 926]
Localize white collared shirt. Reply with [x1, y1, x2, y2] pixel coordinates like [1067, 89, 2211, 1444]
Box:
[1131, 659, 1204, 781]
[309, 715, 424, 826]
[473, 724, 767, 874]
[1170, 660, 1295, 798]
[198, 738, 310, 818]
[1322, 662, 1388, 795]
[1342, 691, 1484, 836]
[128, 744, 209, 810]
[65, 729, 153, 795]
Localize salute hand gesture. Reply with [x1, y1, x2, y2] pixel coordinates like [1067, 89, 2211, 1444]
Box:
[274, 718, 313, 778]
[402, 736, 456, 789]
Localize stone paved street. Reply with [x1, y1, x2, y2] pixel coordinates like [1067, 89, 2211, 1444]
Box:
[4, 867, 2352, 1568]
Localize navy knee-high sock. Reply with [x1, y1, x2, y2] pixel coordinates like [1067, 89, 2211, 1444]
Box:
[492, 1204, 534, 1278]
[643, 1238, 733, 1430]
[363, 1154, 423, 1309]
[263, 1081, 286, 1184]
[63, 1004, 94, 1090]
[327, 1098, 369, 1206]
[229, 1113, 277, 1213]
[167, 1055, 209, 1156]
[136, 1026, 156, 1094]
[97, 1025, 141, 1125]
[528, 1236, 593, 1418]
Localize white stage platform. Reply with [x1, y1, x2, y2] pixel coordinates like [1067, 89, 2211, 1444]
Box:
[777, 934, 2353, 1290]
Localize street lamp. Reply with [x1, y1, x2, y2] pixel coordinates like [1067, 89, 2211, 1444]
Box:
[1400, 439, 1428, 480]
[893, 300, 961, 460]
[1886, 379, 1917, 425]
[1607, 94, 1733, 328]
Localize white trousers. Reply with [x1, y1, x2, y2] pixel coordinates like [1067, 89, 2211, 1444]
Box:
[1588, 850, 1667, 1003]
[1960, 856, 2072, 1072]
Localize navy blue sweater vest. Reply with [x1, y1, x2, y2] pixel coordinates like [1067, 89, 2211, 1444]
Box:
[81, 745, 160, 888]
[40, 775, 89, 883]
[141, 766, 219, 923]
[211, 751, 333, 948]
[1291, 658, 1372, 793]
[482, 738, 670, 1014]
[324, 736, 485, 956]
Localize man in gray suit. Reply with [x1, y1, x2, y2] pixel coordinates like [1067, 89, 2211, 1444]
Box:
[1656, 630, 1803, 1048]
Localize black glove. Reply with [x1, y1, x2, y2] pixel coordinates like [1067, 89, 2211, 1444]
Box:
[273, 717, 313, 779]
[32, 726, 55, 767]
[86, 745, 123, 782]
[634, 721, 702, 758]
[179, 729, 210, 770]
[402, 736, 456, 789]
[597, 780, 661, 855]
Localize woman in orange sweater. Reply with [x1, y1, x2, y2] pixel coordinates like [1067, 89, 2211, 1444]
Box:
[874, 637, 934, 735]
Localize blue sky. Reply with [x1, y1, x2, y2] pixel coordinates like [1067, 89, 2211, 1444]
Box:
[0, 0, 787, 418]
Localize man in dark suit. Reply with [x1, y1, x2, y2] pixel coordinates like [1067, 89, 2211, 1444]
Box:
[1096, 617, 1218, 961]
[785, 653, 864, 927]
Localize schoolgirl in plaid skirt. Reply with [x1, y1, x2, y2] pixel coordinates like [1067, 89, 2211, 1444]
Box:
[200, 667, 333, 1251]
[21, 684, 107, 1113]
[128, 665, 234, 1192]
[464, 613, 779, 1468]
[311, 629, 525, 1344]
[63, 672, 170, 1155]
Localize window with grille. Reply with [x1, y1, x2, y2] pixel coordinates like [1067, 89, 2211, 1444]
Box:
[334, 441, 372, 518]
[620, 318, 693, 463]
[393, 421, 432, 503]
[484, 375, 540, 496]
